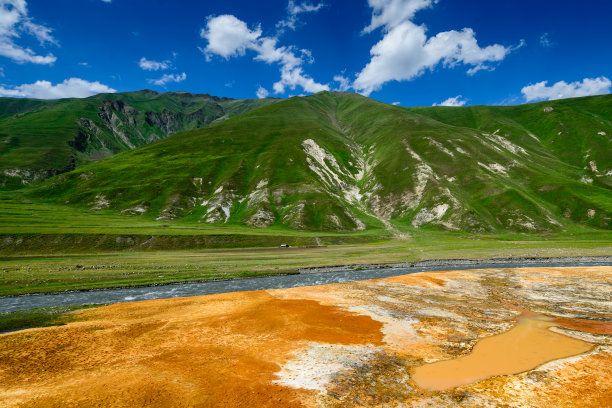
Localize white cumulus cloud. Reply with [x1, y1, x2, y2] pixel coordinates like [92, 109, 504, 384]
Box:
[354, 0, 520, 96]
[363, 0, 434, 33]
[200, 13, 328, 95]
[138, 57, 171, 71]
[256, 85, 269, 98]
[200, 15, 262, 60]
[288, 1, 325, 16]
[333, 74, 351, 91]
[433, 95, 467, 106]
[0, 0, 57, 64]
[277, 1, 325, 32]
[521, 76, 612, 102]
[0, 78, 116, 99]
[274, 65, 327, 93]
[148, 72, 186, 86]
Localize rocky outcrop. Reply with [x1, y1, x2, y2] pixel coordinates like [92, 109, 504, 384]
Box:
[101, 100, 138, 125]
[0, 168, 51, 187]
[97, 101, 139, 149]
[145, 109, 176, 134]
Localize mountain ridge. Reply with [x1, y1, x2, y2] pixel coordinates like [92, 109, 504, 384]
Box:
[27, 91, 611, 233]
[0, 90, 280, 189]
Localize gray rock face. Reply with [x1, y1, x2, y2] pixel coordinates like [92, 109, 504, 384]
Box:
[145, 109, 176, 134]
[101, 100, 139, 123]
[93, 100, 221, 153]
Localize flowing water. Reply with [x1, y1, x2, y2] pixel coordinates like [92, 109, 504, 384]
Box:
[1, 261, 609, 312]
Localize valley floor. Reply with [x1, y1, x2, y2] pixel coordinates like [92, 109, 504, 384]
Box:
[1, 237, 611, 296]
[0, 266, 610, 407]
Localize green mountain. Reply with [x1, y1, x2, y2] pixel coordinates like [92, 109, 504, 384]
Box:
[0, 90, 279, 189]
[27, 92, 612, 233]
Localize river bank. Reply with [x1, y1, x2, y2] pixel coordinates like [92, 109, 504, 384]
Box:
[2, 236, 611, 296]
[297, 255, 612, 273]
[2, 258, 610, 313]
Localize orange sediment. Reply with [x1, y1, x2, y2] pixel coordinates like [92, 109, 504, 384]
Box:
[0, 291, 382, 407]
[0, 266, 610, 407]
[552, 316, 612, 335]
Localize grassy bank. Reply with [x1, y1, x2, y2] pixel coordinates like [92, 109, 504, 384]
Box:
[1, 232, 610, 296]
[0, 305, 101, 334]
[0, 233, 379, 253]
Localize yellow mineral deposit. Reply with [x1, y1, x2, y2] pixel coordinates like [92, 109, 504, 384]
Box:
[411, 314, 594, 391]
[1, 266, 610, 407]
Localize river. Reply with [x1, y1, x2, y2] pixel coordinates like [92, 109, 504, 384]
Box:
[1, 260, 610, 312]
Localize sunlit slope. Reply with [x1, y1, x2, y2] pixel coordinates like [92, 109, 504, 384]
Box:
[30, 92, 612, 232]
[409, 94, 612, 176]
[0, 90, 278, 189]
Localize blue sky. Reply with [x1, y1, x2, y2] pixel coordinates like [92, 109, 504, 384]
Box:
[0, 0, 611, 106]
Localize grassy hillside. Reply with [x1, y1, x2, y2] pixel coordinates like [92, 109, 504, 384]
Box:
[0, 90, 278, 189]
[24, 91, 611, 234]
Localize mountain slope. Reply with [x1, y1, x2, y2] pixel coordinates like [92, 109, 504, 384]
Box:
[29, 92, 612, 233]
[0, 90, 279, 189]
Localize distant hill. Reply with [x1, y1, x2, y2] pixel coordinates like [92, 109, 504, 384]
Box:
[0, 90, 279, 189]
[27, 92, 612, 232]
